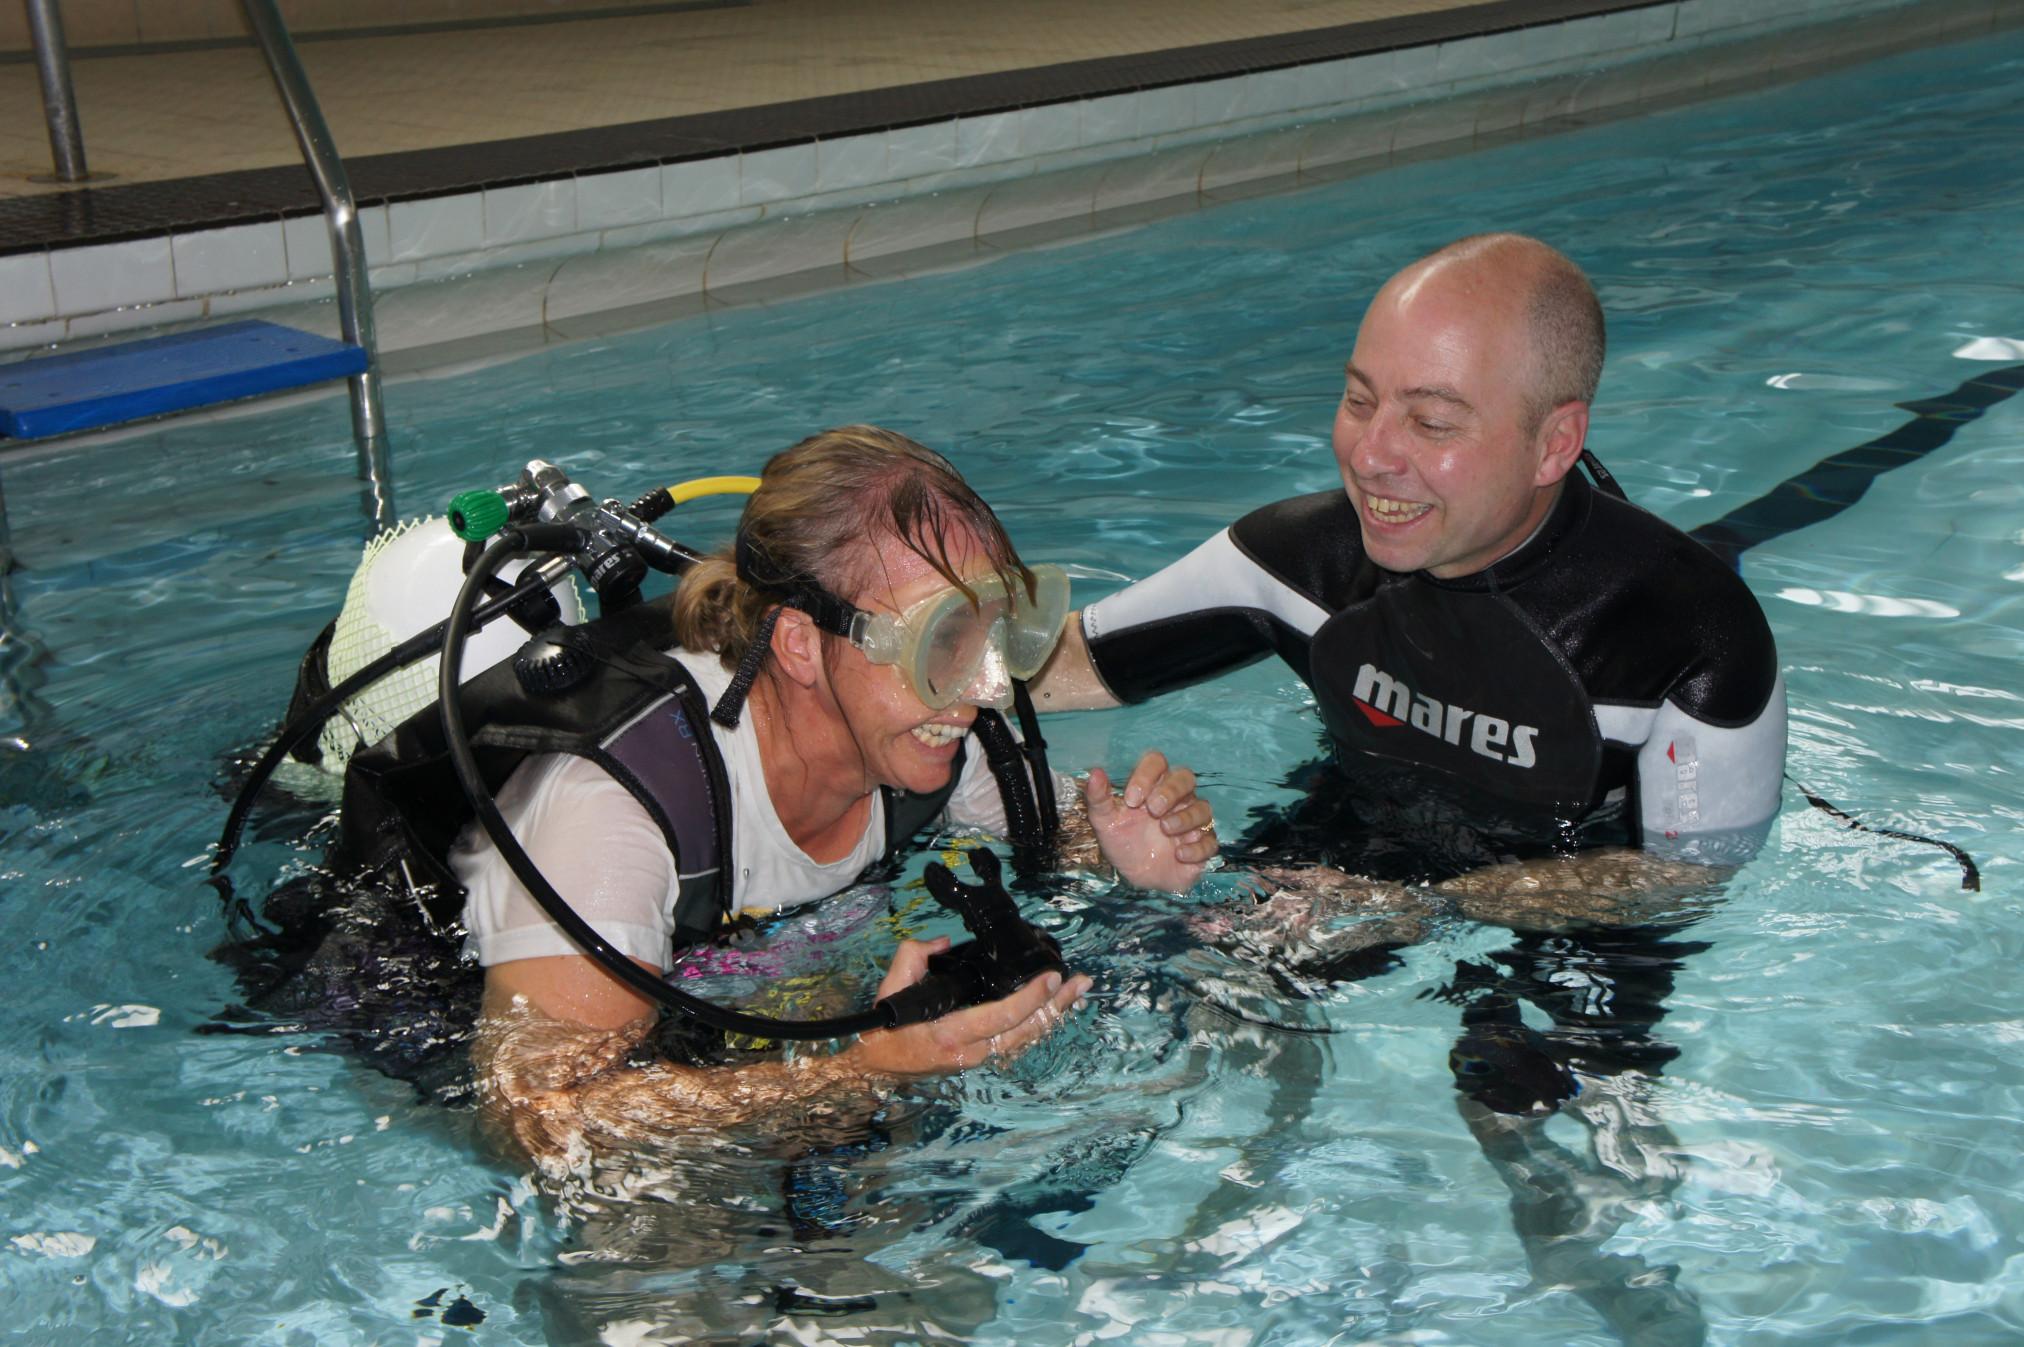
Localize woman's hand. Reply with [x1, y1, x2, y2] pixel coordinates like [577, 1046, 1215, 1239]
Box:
[1084, 750, 1217, 892]
[847, 937, 1090, 1078]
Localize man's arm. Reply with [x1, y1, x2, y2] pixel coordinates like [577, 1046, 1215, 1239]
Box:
[1427, 674, 1788, 927]
[1624, 674, 1787, 864]
[1031, 523, 1330, 710]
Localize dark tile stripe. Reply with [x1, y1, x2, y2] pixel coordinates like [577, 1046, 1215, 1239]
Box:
[2, 0, 1670, 256]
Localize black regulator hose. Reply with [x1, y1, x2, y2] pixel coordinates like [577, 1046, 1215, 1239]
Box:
[213, 563, 566, 877]
[972, 708, 1049, 877]
[1010, 680, 1060, 841]
[443, 529, 924, 1040]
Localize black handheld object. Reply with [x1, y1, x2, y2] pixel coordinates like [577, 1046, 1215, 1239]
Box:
[873, 849, 1069, 1024]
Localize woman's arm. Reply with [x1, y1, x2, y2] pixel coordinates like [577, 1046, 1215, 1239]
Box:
[476, 942, 1088, 1172]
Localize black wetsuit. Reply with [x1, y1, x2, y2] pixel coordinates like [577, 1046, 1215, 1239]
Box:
[1084, 471, 1785, 881]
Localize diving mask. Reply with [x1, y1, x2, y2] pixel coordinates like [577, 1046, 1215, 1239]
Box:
[837, 564, 1070, 710]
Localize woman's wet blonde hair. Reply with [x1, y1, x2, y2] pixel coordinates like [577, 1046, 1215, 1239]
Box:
[672, 425, 1033, 668]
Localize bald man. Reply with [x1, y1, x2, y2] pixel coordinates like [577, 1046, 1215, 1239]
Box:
[1033, 234, 1786, 878]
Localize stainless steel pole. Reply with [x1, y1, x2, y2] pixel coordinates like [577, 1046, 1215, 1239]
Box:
[26, 0, 90, 183]
[238, 0, 394, 531]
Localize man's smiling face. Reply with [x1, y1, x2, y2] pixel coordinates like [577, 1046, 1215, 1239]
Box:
[1331, 253, 1583, 578]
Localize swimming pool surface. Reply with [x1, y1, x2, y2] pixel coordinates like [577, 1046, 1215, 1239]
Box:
[4, 26, 2022, 1347]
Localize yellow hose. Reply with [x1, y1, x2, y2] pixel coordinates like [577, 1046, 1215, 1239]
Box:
[666, 475, 761, 505]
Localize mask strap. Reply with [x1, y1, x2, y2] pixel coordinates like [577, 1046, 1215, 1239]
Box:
[714, 529, 863, 727]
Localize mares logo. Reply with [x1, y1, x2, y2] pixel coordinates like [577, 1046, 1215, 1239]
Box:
[1351, 663, 1539, 769]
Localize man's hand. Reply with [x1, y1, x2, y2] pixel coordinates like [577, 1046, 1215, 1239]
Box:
[1084, 750, 1217, 892]
[847, 937, 1090, 1077]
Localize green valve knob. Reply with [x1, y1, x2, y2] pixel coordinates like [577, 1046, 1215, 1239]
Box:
[447, 489, 510, 541]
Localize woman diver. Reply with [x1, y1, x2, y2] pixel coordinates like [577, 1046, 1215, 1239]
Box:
[459, 426, 1217, 1166]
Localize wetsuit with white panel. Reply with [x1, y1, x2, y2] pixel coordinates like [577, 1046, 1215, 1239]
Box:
[1081, 471, 1784, 879]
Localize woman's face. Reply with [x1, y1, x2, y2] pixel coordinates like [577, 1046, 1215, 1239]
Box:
[819, 528, 1009, 797]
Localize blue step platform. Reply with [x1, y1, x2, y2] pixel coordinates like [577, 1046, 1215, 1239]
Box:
[0, 319, 368, 441]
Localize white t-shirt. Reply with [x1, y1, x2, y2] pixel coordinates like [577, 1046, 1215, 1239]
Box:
[451, 647, 1031, 971]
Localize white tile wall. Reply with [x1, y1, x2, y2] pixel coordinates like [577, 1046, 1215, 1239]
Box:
[845, 185, 987, 262]
[417, 235, 583, 282]
[1436, 33, 1522, 85]
[1092, 142, 1204, 214]
[1018, 102, 1082, 157]
[706, 210, 857, 288]
[662, 155, 742, 218]
[1635, 5, 1682, 45]
[1472, 85, 1533, 138]
[1136, 84, 1195, 138]
[1576, 63, 1649, 116]
[575, 166, 663, 231]
[173, 221, 287, 297]
[389, 193, 484, 262]
[886, 121, 960, 178]
[815, 132, 891, 193]
[50, 236, 175, 313]
[66, 297, 203, 340]
[1200, 124, 1304, 194]
[1391, 96, 1479, 155]
[1388, 43, 1445, 97]
[602, 206, 761, 250]
[976, 163, 1105, 238]
[1079, 93, 1140, 148]
[0, 252, 56, 325]
[1018, 143, 1132, 179]
[3, 319, 66, 350]
[544, 234, 717, 322]
[1299, 113, 1391, 174]
[374, 265, 547, 351]
[205, 277, 336, 318]
[1677, 0, 1764, 40]
[1580, 9, 1650, 57]
[366, 260, 420, 291]
[282, 205, 391, 280]
[484, 180, 576, 246]
[1192, 75, 1247, 126]
[770, 182, 900, 221]
[955, 110, 1023, 168]
[1523, 79, 1580, 128]
[1242, 67, 1310, 120]
[1295, 57, 1357, 111]
[1513, 21, 1573, 73]
[907, 160, 1041, 198]
[739, 142, 819, 206]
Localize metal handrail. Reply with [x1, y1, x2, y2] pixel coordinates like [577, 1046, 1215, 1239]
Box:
[238, 0, 394, 530]
[24, 0, 89, 183]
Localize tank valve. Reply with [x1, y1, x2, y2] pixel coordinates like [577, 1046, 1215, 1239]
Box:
[447, 489, 510, 542]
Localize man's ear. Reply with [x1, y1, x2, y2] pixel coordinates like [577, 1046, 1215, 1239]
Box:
[768, 606, 825, 690]
[1533, 400, 1590, 487]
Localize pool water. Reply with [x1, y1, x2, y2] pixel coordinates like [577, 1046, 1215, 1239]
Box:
[5, 24, 2023, 1346]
